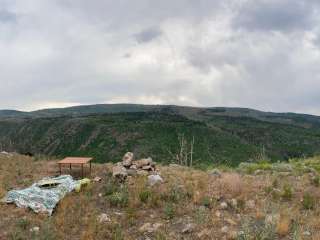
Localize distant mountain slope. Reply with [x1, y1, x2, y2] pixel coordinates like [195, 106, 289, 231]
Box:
[0, 104, 319, 166]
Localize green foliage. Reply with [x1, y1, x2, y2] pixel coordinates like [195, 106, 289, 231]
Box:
[107, 189, 129, 208]
[311, 175, 320, 187]
[237, 217, 277, 240]
[163, 203, 175, 220]
[139, 190, 151, 203]
[302, 193, 315, 210]
[200, 196, 213, 208]
[1, 106, 320, 167]
[281, 184, 293, 201]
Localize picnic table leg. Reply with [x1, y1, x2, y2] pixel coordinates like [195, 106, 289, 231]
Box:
[81, 164, 84, 178]
[69, 163, 71, 174]
[59, 163, 61, 175]
[90, 162, 92, 175]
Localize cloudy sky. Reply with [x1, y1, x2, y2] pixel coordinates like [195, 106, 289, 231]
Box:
[1, 0, 320, 114]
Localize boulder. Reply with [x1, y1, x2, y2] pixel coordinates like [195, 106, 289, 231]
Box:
[148, 174, 164, 186]
[112, 165, 128, 181]
[135, 157, 152, 168]
[122, 152, 134, 167]
[97, 213, 111, 223]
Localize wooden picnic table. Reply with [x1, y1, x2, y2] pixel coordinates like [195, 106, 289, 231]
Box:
[58, 157, 93, 178]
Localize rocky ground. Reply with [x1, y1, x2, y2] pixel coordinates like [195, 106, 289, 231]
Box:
[0, 153, 320, 240]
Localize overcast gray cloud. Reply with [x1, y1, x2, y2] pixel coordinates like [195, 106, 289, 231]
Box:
[0, 0, 320, 115]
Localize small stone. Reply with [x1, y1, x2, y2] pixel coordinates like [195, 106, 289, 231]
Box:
[221, 226, 229, 234]
[135, 157, 153, 168]
[112, 165, 127, 181]
[137, 170, 149, 176]
[228, 231, 238, 239]
[93, 176, 102, 182]
[30, 226, 40, 233]
[246, 200, 255, 209]
[215, 210, 222, 218]
[139, 223, 152, 233]
[230, 199, 238, 208]
[265, 214, 280, 225]
[197, 229, 211, 238]
[303, 231, 311, 236]
[127, 169, 137, 176]
[226, 218, 237, 226]
[147, 174, 164, 186]
[220, 202, 228, 210]
[98, 213, 111, 223]
[209, 169, 222, 177]
[181, 223, 195, 234]
[142, 165, 153, 171]
[98, 193, 102, 197]
[122, 152, 134, 167]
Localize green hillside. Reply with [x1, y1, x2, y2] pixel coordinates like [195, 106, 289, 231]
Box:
[0, 104, 320, 166]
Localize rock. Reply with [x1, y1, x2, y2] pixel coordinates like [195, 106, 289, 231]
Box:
[303, 231, 311, 236]
[226, 218, 237, 226]
[209, 169, 222, 177]
[130, 164, 137, 170]
[142, 165, 153, 171]
[112, 165, 127, 181]
[139, 223, 162, 233]
[98, 213, 111, 223]
[135, 157, 153, 168]
[197, 229, 211, 238]
[126, 169, 137, 176]
[265, 214, 280, 225]
[30, 226, 40, 233]
[215, 210, 222, 218]
[181, 223, 195, 234]
[137, 170, 149, 176]
[122, 152, 134, 167]
[220, 202, 228, 210]
[221, 226, 229, 234]
[98, 193, 102, 197]
[148, 174, 164, 186]
[254, 170, 263, 175]
[230, 199, 238, 208]
[246, 200, 255, 209]
[228, 231, 238, 239]
[93, 176, 102, 182]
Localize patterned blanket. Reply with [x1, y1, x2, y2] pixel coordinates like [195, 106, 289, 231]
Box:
[3, 175, 78, 215]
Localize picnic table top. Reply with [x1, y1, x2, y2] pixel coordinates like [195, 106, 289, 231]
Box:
[58, 157, 93, 164]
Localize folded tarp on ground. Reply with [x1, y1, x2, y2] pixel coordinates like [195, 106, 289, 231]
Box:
[3, 175, 78, 216]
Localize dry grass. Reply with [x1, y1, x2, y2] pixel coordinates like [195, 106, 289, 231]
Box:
[1, 154, 320, 239]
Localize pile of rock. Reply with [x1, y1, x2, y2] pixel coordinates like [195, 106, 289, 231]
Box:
[113, 152, 157, 181]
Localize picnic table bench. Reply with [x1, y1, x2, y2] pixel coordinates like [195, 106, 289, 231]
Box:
[58, 157, 93, 178]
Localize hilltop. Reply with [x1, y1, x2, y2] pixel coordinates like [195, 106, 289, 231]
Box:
[0, 104, 320, 166]
[1, 153, 320, 239]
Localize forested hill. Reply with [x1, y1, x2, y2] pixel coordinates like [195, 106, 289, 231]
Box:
[0, 104, 319, 166]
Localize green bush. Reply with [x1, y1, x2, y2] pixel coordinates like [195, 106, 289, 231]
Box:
[302, 193, 315, 210]
[108, 188, 129, 207]
[200, 196, 212, 208]
[281, 184, 293, 201]
[311, 175, 320, 187]
[104, 178, 121, 196]
[163, 203, 175, 219]
[139, 190, 151, 203]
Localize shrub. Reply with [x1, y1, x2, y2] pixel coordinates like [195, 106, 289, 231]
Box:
[311, 175, 320, 187]
[163, 203, 175, 219]
[108, 187, 129, 207]
[161, 185, 190, 203]
[104, 178, 121, 196]
[200, 196, 212, 208]
[139, 190, 151, 203]
[302, 193, 315, 210]
[281, 184, 293, 201]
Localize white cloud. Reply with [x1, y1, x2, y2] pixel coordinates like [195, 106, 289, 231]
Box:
[0, 0, 320, 115]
